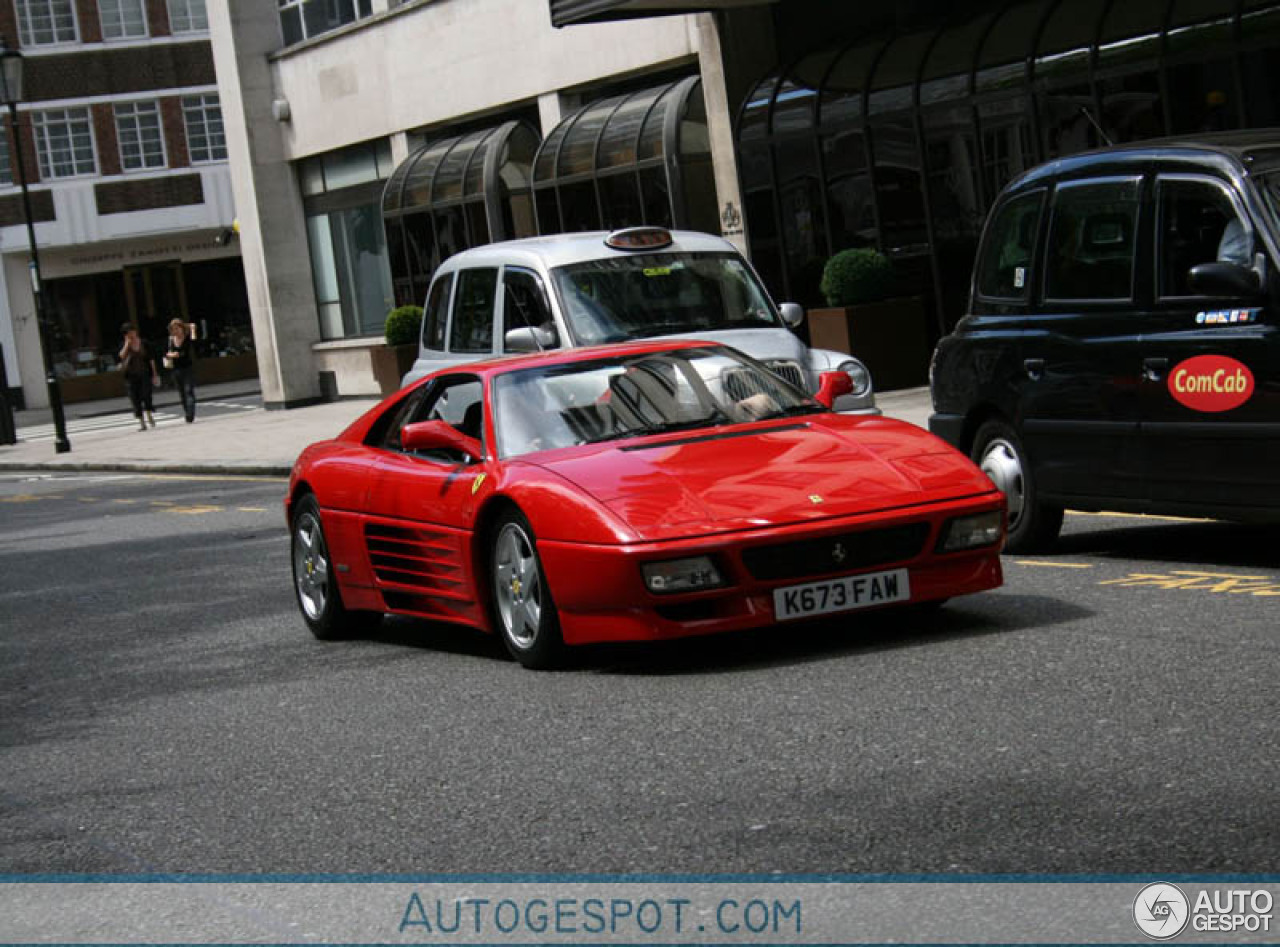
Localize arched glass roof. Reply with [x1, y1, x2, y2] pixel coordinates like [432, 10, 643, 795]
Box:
[531, 76, 702, 187]
[382, 120, 539, 218]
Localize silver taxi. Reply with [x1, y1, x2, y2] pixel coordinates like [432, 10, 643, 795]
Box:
[404, 227, 877, 413]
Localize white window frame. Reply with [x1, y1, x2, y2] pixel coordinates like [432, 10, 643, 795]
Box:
[31, 108, 97, 180]
[181, 94, 226, 163]
[115, 100, 167, 171]
[15, 0, 79, 46]
[98, 0, 149, 39]
[166, 0, 208, 32]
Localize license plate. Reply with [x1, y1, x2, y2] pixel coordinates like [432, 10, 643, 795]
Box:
[773, 568, 910, 621]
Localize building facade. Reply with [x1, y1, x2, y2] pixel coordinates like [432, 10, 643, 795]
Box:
[1, 0, 249, 410]
[206, 0, 1280, 406]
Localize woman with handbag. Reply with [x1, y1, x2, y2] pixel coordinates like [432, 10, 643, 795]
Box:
[165, 318, 197, 423]
[118, 322, 158, 431]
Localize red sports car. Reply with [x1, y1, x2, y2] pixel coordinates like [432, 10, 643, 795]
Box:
[288, 341, 1004, 669]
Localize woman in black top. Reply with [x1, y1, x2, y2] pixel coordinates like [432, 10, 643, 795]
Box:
[165, 318, 197, 422]
[119, 322, 158, 431]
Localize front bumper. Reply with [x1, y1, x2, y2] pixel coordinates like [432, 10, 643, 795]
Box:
[538, 494, 1004, 645]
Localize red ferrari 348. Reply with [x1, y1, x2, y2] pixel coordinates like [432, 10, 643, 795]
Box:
[288, 341, 1004, 668]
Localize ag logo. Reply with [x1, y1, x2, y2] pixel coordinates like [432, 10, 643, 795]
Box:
[1133, 882, 1190, 939]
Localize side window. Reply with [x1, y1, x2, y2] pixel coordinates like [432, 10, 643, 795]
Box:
[1157, 177, 1252, 297]
[1044, 178, 1141, 302]
[391, 375, 485, 462]
[449, 268, 498, 353]
[976, 190, 1044, 300]
[501, 267, 554, 353]
[369, 386, 428, 451]
[422, 274, 451, 351]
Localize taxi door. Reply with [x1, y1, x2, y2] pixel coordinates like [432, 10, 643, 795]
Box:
[1140, 173, 1280, 512]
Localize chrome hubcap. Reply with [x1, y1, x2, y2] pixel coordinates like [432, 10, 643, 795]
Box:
[980, 437, 1026, 529]
[494, 522, 541, 649]
[293, 512, 329, 620]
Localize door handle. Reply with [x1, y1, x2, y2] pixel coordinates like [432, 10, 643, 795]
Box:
[1023, 358, 1045, 381]
[1143, 357, 1169, 382]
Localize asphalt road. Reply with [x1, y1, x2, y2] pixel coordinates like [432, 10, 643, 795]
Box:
[1, 471, 1277, 875]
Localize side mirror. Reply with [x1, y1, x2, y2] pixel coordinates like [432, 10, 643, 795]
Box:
[778, 302, 805, 328]
[1187, 261, 1262, 297]
[814, 370, 853, 409]
[401, 419, 483, 462]
[504, 325, 558, 353]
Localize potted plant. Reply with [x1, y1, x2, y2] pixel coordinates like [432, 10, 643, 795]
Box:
[807, 248, 929, 391]
[371, 304, 423, 394]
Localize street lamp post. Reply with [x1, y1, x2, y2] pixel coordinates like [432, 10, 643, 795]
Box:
[1, 36, 69, 453]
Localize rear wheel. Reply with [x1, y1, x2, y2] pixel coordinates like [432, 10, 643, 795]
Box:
[971, 419, 1064, 554]
[291, 494, 381, 640]
[490, 510, 564, 669]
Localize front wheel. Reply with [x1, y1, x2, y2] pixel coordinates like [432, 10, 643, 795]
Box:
[970, 419, 1064, 554]
[490, 510, 564, 669]
[291, 494, 381, 640]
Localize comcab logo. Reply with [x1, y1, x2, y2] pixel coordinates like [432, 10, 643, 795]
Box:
[1133, 882, 1190, 939]
[1168, 354, 1255, 412]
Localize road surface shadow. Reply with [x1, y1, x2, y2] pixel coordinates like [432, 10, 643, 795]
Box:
[1055, 517, 1279, 569]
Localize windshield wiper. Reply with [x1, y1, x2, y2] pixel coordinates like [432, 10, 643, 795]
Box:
[756, 403, 828, 421]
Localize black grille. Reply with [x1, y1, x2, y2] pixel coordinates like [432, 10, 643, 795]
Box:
[741, 523, 931, 582]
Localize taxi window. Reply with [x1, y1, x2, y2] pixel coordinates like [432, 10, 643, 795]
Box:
[1044, 178, 1141, 302]
[976, 191, 1044, 300]
[1156, 176, 1252, 297]
[421, 273, 451, 352]
[449, 268, 498, 353]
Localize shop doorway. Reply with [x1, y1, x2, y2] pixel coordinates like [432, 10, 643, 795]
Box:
[124, 261, 188, 351]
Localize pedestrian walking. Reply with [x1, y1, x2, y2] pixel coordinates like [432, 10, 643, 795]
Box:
[118, 322, 158, 431]
[165, 318, 197, 422]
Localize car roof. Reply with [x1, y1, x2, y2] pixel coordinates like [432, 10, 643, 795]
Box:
[426, 338, 724, 380]
[432, 229, 741, 273]
[1002, 129, 1280, 195]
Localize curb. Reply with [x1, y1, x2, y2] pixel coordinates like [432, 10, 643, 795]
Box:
[0, 461, 289, 477]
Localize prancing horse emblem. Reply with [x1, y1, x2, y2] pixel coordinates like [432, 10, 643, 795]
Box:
[809, 494, 824, 504]
[831, 542, 847, 564]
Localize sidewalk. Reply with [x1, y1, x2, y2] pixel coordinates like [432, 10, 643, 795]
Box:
[0, 385, 935, 476]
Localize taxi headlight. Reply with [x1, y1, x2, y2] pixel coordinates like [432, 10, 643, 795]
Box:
[838, 359, 871, 397]
[938, 511, 1004, 552]
[642, 556, 723, 594]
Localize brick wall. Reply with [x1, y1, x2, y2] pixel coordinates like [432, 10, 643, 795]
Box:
[25, 43, 216, 101]
[0, 3, 17, 49]
[0, 190, 56, 227]
[160, 97, 190, 168]
[95, 173, 203, 215]
[5, 112, 42, 185]
[145, 0, 171, 36]
[91, 103, 121, 175]
[75, 0, 103, 43]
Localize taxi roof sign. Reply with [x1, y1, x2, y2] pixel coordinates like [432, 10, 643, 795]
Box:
[605, 227, 673, 251]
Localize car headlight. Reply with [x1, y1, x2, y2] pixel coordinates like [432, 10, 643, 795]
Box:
[641, 556, 724, 594]
[837, 359, 871, 397]
[937, 511, 1004, 552]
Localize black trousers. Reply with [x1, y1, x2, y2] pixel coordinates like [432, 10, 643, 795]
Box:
[126, 375, 154, 418]
[171, 366, 196, 421]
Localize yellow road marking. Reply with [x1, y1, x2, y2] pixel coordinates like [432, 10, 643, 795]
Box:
[112, 498, 137, 504]
[1100, 569, 1280, 595]
[165, 505, 224, 515]
[237, 507, 268, 512]
[1, 493, 62, 503]
[1015, 560, 1094, 569]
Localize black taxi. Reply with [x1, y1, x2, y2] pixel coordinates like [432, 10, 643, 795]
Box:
[929, 132, 1280, 552]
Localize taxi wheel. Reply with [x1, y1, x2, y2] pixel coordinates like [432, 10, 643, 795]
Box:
[291, 494, 381, 640]
[971, 420, 1064, 554]
[490, 510, 564, 670]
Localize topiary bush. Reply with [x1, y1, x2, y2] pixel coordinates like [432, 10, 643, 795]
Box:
[819, 248, 894, 307]
[384, 305, 424, 347]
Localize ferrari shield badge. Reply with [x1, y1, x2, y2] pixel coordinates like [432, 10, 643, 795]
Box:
[471, 473, 487, 495]
[809, 494, 824, 505]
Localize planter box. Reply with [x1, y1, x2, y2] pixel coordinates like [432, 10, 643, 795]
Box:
[370, 343, 418, 395]
[807, 296, 930, 392]
[193, 352, 259, 386]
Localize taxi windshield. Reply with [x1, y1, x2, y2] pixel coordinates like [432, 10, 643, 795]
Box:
[549, 252, 781, 345]
[491, 345, 819, 458]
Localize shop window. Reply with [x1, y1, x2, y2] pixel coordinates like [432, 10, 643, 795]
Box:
[16, 0, 77, 45]
[307, 203, 394, 339]
[32, 108, 96, 179]
[115, 101, 166, 171]
[449, 268, 498, 353]
[599, 173, 643, 230]
[638, 168, 672, 228]
[535, 188, 561, 235]
[464, 201, 489, 247]
[1044, 178, 1141, 301]
[870, 117, 927, 254]
[559, 180, 600, 232]
[976, 190, 1044, 300]
[99, 0, 147, 39]
[1168, 60, 1239, 134]
[1099, 71, 1165, 144]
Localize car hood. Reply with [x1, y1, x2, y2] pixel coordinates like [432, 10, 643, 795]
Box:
[527, 415, 995, 541]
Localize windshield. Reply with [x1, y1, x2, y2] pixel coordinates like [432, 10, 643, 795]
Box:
[492, 346, 820, 458]
[550, 252, 781, 344]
